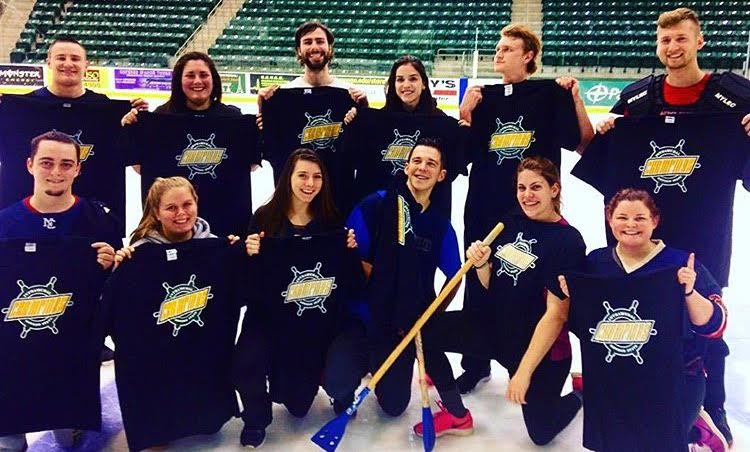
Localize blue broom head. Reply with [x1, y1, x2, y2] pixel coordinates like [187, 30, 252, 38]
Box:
[311, 388, 371, 451]
[421, 406, 436, 452]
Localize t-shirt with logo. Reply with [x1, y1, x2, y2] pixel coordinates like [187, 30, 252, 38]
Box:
[130, 111, 260, 236]
[482, 211, 585, 367]
[571, 112, 750, 287]
[100, 239, 247, 451]
[0, 94, 131, 234]
[464, 79, 580, 246]
[262, 87, 356, 212]
[240, 231, 364, 396]
[0, 196, 122, 247]
[345, 107, 466, 217]
[566, 268, 687, 452]
[0, 237, 105, 436]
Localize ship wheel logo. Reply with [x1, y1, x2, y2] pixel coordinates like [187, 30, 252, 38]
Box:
[175, 133, 228, 179]
[488, 116, 535, 165]
[639, 139, 701, 194]
[154, 274, 213, 337]
[282, 262, 337, 316]
[494, 232, 538, 286]
[298, 110, 343, 152]
[2, 277, 74, 338]
[54, 129, 94, 162]
[382, 129, 420, 174]
[590, 300, 657, 365]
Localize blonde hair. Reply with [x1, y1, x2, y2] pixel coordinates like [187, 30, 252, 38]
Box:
[657, 8, 701, 31]
[500, 23, 542, 74]
[130, 177, 198, 244]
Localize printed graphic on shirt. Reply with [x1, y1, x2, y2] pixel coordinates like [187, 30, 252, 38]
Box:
[281, 262, 337, 316]
[298, 110, 343, 152]
[154, 274, 213, 336]
[494, 232, 538, 285]
[488, 116, 535, 164]
[397, 194, 413, 246]
[589, 300, 657, 365]
[2, 277, 74, 338]
[639, 139, 701, 193]
[55, 129, 94, 162]
[42, 217, 56, 230]
[175, 134, 228, 180]
[382, 129, 420, 174]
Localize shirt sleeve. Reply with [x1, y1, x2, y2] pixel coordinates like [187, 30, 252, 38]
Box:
[554, 85, 582, 151]
[547, 230, 586, 300]
[691, 259, 727, 338]
[570, 131, 611, 195]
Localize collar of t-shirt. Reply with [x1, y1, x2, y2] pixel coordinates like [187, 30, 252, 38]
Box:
[23, 195, 80, 214]
[662, 73, 710, 106]
[614, 240, 667, 273]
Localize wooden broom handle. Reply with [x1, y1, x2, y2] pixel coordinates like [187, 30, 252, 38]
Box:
[367, 222, 505, 390]
[415, 331, 429, 405]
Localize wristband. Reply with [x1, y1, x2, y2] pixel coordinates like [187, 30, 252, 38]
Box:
[684, 288, 695, 297]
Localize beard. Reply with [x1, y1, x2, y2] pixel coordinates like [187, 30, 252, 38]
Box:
[303, 50, 332, 71]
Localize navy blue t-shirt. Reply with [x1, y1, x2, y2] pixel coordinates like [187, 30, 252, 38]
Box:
[130, 111, 260, 236]
[572, 112, 750, 287]
[0, 94, 131, 234]
[101, 239, 247, 451]
[0, 237, 105, 435]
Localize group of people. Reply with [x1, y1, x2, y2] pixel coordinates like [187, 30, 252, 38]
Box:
[0, 6, 748, 452]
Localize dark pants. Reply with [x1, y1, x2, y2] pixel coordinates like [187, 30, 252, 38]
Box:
[703, 338, 729, 411]
[422, 310, 582, 446]
[323, 322, 457, 417]
[459, 271, 492, 376]
[232, 326, 321, 429]
[685, 373, 707, 440]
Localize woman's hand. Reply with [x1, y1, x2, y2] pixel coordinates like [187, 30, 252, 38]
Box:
[677, 252, 697, 295]
[121, 108, 139, 126]
[346, 229, 358, 249]
[466, 240, 491, 268]
[245, 232, 264, 256]
[557, 275, 570, 299]
[227, 235, 240, 245]
[506, 369, 531, 405]
[113, 245, 135, 269]
[92, 242, 115, 270]
[344, 107, 358, 124]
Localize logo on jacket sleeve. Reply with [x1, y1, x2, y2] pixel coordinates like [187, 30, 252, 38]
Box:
[2, 277, 73, 338]
[639, 139, 701, 193]
[382, 129, 420, 174]
[282, 262, 337, 316]
[590, 300, 657, 365]
[397, 194, 414, 246]
[494, 232, 538, 285]
[176, 134, 228, 179]
[299, 110, 343, 151]
[488, 116, 535, 164]
[154, 274, 213, 336]
[55, 129, 94, 162]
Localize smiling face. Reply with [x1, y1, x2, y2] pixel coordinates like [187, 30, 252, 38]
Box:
[27, 140, 81, 197]
[516, 169, 560, 222]
[656, 20, 703, 71]
[297, 27, 333, 71]
[404, 145, 446, 195]
[608, 200, 659, 250]
[290, 159, 323, 206]
[155, 186, 198, 242]
[47, 41, 88, 90]
[394, 63, 425, 110]
[181, 59, 214, 110]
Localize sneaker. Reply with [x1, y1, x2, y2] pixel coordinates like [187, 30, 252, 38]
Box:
[100, 345, 115, 364]
[240, 427, 265, 449]
[52, 429, 82, 448]
[706, 408, 733, 447]
[456, 368, 491, 394]
[571, 372, 583, 393]
[694, 408, 728, 452]
[413, 400, 474, 438]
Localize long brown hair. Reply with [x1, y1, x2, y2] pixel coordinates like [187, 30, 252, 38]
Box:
[163, 51, 222, 112]
[253, 149, 340, 236]
[130, 177, 198, 244]
[515, 156, 562, 213]
[605, 188, 660, 222]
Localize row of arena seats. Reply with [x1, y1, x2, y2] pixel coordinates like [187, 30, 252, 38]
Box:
[541, 0, 749, 70]
[12, 0, 219, 65]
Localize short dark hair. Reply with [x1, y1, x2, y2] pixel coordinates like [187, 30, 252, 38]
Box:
[47, 36, 86, 58]
[165, 51, 223, 112]
[30, 130, 81, 163]
[407, 137, 447, 170]
[605, 188, 661, 221]
[294, 21, 334, 49]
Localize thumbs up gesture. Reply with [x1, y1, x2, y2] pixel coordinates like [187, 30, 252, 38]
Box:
[677, 252, 697, 296]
